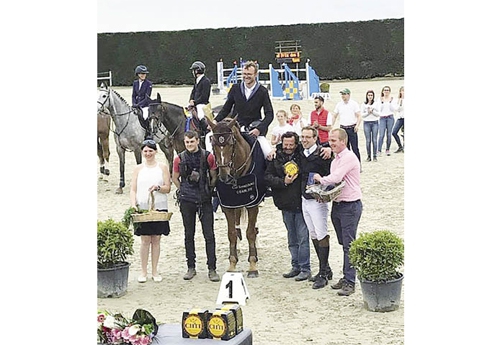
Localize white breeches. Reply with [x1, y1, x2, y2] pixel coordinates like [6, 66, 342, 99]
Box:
[301, 197, 329, 241]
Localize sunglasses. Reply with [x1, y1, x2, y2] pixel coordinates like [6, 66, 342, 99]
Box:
[383, 89, 390, 91]
[142, 139, 156, 145]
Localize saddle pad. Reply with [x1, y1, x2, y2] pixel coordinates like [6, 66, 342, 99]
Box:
[216, 173, 265, 208]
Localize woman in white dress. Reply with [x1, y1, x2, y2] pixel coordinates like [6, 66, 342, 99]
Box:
[130, 139, 172, 283]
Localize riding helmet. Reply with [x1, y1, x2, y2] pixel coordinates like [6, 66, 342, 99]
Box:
[189, 61, 206, 74]
[135, 65, 149, 75]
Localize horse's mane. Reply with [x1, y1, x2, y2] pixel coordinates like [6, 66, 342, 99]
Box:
[110, 88, 131, 107]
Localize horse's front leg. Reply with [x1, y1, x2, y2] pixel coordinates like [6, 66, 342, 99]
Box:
[102, 137, 110, 176]
[115, 142, 125, 194]
[222, 207, 239, 271]
[246, 206, 259, 278]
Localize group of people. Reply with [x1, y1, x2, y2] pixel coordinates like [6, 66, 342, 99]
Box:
[264, 126, 362, 295]
[126, 60, 402, 297]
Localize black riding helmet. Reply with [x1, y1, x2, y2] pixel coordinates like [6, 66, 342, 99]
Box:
[189, 61, 205, 75]
[135, 65, 149, 75]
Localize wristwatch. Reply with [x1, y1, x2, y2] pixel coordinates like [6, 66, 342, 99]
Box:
[156, 185, 161, 191]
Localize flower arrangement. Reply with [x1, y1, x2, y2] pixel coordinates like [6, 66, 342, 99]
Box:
[98, 309, 159, 345]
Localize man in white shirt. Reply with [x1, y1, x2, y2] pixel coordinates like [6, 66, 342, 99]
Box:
[331, 88, 362, 163]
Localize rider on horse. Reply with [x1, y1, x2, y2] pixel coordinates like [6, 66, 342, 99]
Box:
[188, 61, 212, 142]
[132, 65, 154, 139]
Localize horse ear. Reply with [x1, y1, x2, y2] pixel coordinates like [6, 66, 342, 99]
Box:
[228, 115, 238, 128]
[157, 93, 161, 103]
[206, 117, 215, 129]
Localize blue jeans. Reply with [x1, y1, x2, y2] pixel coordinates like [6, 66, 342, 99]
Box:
[392, 118, 404, 149]
[282, 210, 310, 273]
[330, 200, 362, 284]
[363, 121, 379, 158]
[378, 115, 395, 152]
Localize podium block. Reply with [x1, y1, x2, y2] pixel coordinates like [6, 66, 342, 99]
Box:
[216, 272, 250, 306]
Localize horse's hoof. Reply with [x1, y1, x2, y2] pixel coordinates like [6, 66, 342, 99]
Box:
[104, 169, 110, 175]
[100, 167, 105, 174]
[247, 270, 259, 278]
[115, 188, 123, 194]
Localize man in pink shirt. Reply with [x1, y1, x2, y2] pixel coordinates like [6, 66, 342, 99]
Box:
[313, 128, 362, 296]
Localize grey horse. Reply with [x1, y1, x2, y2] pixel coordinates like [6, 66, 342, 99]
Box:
[97, 85, 174, 194]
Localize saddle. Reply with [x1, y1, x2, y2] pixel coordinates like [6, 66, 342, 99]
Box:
[185, 105, 210, 140]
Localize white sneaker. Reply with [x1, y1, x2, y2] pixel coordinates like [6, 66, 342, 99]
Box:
[137, 275, 147, 283]
[152, 275, 163, 282]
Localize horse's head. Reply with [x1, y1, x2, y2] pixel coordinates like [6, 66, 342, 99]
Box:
[97, 87, 110, 112]
[207, 116, 241, 183]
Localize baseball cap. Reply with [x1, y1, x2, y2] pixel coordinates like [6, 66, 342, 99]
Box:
[339, 88, 351, 94]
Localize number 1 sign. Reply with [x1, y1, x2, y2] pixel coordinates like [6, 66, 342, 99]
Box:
[216, 272, 250, 306]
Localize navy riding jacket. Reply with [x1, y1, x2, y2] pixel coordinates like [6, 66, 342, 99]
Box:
[132, 79, 153, 108]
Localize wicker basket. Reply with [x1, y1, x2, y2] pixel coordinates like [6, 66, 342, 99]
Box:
[132, 192, 173, 223]
[305, 181, 346, 202]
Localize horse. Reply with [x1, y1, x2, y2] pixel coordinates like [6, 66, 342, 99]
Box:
[148, 94, 225, 152]
[206, 116, 267, 278]
[97, 108, 111, 180]
[96, 85, 176, 194]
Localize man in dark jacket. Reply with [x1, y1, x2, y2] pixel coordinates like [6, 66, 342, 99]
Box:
[214, 61, 274, 158]
[300, 126, 333, 289]
[265, 131, 311, 281]
[188, 61, 211, 121]
[172, 131, 220, 282]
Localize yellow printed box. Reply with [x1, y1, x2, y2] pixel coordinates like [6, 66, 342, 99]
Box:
[216, 303, 243, 334]
[182, 309, 208, 339]
[207, 309, 237, 340]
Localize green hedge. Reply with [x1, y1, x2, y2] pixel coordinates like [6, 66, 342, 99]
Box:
[98, 18, 403, 86]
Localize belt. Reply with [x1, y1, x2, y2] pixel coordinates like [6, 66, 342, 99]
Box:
[333, 199, 360, 205]
[380, 114, 394, 118]
[340, 124, 356, 129]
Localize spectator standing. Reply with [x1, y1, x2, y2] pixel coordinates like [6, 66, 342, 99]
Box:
[271, 110, 294, 146]
[392, 86, 405, 153]
[299, 126, 333, 289]
[331, 88, 362, 163]
[129, 139, 171, 283]
[172, 131, 220, 282]
[288, 103, 308, 135]
[265, 131, 311, 282]
[377, 86, 397, 156]
[360, 90, 380, 162]
[313, 128, 362, 296]
[308, 96, 333, 145]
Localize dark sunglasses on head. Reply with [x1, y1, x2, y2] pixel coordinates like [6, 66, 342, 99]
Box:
[142, 139, 156, 145]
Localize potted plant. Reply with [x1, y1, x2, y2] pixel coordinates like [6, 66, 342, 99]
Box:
[349, 230, 404, 312]
[98, 218, 134, 298]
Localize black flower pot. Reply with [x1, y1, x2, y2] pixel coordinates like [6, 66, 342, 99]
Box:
[359, 273, 403, 312]
[97, 262, 130, 298]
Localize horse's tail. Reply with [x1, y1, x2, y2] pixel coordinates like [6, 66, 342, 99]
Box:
[240, 207, 248, 223]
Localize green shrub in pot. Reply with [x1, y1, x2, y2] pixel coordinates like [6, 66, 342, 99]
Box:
[349, 230, 404, 282]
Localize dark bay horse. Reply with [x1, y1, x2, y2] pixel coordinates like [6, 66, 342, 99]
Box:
[148, 94, 225, 153]
[97, 85, 175, 194]
[206, 116, 266, 278]
[97, 108, 111, 180]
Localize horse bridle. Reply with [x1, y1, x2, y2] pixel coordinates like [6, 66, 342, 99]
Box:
[212, 128, 257, 179]
[147, 102, 175, 138]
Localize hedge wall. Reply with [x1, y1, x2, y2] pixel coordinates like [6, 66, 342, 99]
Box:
[97, 18, 403, 86]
